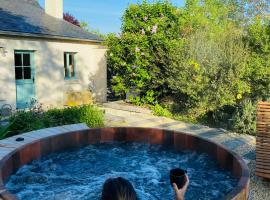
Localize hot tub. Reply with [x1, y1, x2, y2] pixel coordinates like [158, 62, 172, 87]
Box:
[0, 127, 249, 200]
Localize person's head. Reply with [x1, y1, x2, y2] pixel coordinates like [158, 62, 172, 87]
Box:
[101, 177, 138, 200]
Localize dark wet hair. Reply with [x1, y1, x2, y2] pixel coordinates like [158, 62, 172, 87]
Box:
[101, 177, 138, 200]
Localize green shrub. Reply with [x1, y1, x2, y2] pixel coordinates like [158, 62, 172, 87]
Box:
[246, 19, 270, 101]
[8, 111, 44, 136]
[231, 100, 257, 135]
[107, 0, 250, 115]
[129, 95, 144, 106]
[6, 105, 104, 138]
[0, 124, 11, 140]
[105, 0, 269, 135]
[77, 105, 104, 128]
[151, 104, 172, 118]
[107, 1, 183, 102]
[203, 105, 236, 129]
[151, 100, 257, 135]
[129, 90, 158, 106]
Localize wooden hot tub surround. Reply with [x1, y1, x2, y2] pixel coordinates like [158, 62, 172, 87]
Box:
[0, 125, 249, 200]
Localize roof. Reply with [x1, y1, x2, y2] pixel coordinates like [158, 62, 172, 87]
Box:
[0, 0, 102, 42]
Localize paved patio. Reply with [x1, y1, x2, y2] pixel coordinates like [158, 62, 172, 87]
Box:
[101, 102, 270, 200]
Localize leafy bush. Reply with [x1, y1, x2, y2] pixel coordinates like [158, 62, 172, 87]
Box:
[202, 105, 236, 129]
[231, 100, 257, 135]
[106, 0, 270, 135]
[77, 105, 104, 128]
[5, 105, 104, 138]
[129, 90, 158, 106]
[107, 0, 250, 115]
[171, 28, 249, 116]
[246, 19, 270, 101]
[0, 124, 11, 140]
[151, 104, 172, 118]
[107, 1, 183, 101]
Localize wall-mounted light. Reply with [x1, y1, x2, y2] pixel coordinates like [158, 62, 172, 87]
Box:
[0, 47, 8, 57]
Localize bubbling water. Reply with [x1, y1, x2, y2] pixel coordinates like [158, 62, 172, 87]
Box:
[6, 142, 237, 200]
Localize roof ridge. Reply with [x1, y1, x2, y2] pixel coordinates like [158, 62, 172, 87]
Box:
[0, 0, 102, 42]
[21, 0, 41, 7]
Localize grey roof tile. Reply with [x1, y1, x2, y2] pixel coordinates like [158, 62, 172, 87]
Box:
[0, 0, 102, 42]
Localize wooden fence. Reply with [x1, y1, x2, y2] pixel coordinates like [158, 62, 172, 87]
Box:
[256, 102, 270, 178]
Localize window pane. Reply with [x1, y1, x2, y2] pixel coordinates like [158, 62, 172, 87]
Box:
[69, 54, 73, 65]
[64, 53, 68, 78]
[64, 53, 76, 79]
[64, 66, 68, 78]
[15, 54, 22, 66]
[64, 53, 67, 67]
[15, 67, 23, 79]
[70, 54, 75, 77]
[70, 64, 75, 77]
[23, 54, 30, 66]
[24, 67, 31, 79]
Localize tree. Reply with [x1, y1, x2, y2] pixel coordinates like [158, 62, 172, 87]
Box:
[80, 21, 105, 39]
[63, 12, 81, 27]
[105, 0, 270, 134]
[107, 0, 250, 115]
[246, 18, 270, 100]
[107, 1, 183, 102]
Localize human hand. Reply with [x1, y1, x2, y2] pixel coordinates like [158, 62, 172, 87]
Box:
[173, 175, 189, 200]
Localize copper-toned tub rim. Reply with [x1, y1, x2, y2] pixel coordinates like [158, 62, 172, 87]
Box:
[0, 127, 249, 200]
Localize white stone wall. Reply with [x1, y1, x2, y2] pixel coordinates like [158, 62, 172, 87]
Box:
[0, 36, 107, 109]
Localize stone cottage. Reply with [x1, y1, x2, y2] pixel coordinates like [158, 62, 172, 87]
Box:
[0, 0, 107, 109]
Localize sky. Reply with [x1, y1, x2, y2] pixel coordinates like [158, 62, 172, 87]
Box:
[39, 0, 185, 34]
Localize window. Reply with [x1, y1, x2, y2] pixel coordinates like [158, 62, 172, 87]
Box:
[64, 52, 77, 79]
[14, 51, 32, 80]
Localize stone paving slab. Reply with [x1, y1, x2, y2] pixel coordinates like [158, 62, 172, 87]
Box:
[0, 123, 89, 163]
[0, 135, 37, 149]
[102, 100, 152, 114]
[0, 147, 15, 160]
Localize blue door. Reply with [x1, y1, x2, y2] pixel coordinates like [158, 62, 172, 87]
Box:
[14, 51, 36, 109]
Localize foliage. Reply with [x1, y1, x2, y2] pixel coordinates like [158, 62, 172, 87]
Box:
[64, 12, 81, 27]
[3, 105, 104, 138]
[80, 21, 106, 39]
[0, 124, 11, 140]
[107, 1, 249, 112]
[246, 18, 270, 100]
[151, 103, 202, 124]
[80, 21, 89, 30]
[151, 104, 172, 117]
[107, 1, 183, 101]
[231, 100, 257, 135]
[129, 90, 157, 105]
[106, 0, 270, 135]
[167, 28, 249, 116]
[63, 13, 105, 39]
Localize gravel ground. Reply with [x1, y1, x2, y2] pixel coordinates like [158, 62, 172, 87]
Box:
[248, 161, 270, 200]
[102, 104, 270, 200]
[220, 133, 270, 200]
